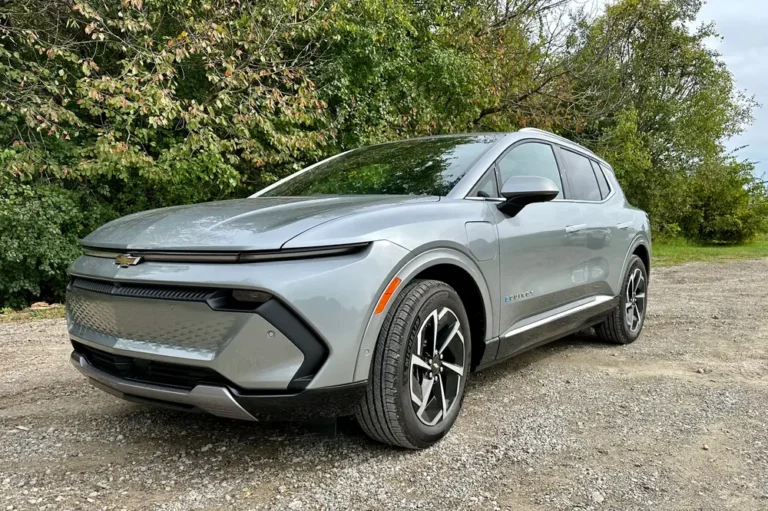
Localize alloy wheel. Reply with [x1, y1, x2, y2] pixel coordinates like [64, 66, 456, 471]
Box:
[409, 307, 466, 426]
[625, 268, 646, 333]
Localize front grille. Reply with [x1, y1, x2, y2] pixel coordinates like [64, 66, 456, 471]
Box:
[73, 341, 231, 390]
[66, 287, 240, 356]
[70, 277, 215, 302]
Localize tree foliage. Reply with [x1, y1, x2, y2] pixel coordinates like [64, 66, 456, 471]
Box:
[0, 0, 765, 307]
[567, 0, 763, 240]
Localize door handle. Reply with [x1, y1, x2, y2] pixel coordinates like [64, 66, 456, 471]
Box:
[565, 224, 587, 233]
[617, 221, 633, 230]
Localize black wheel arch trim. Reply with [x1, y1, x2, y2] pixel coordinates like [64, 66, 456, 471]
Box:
[620, 235, 651, 283]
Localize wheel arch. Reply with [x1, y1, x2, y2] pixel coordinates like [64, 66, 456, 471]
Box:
[633, 242, 651, 276]
[618, 235, 651, 290]
[352, 248, 494, 382]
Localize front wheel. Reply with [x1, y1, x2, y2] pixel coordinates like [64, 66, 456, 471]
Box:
[356, 279, 471, 449]
[596, 255, 648, 344]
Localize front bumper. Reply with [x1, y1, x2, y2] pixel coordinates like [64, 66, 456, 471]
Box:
[71, 350, 366, 421]
[66, 240, 410, 391]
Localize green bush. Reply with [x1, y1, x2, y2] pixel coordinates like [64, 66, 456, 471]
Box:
[679, 159, 768, 244]
[0, 182, 114, 308]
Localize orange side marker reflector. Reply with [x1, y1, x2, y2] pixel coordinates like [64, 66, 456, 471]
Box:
[374, 277, 402, 315]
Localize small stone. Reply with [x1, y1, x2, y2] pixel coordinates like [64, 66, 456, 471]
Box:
[591, 491, 605, 504]
[288, 500, 303, 509]
[703, 444, 710, 450]
[116, 434, 124, 441]
[697, 368, 705, 374]
[15, 426, 29, 431]
[200, 444, 212, 452]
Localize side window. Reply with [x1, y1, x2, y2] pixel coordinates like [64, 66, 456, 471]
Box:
[591, 161, 611, 199]
[560, 149, 601, 201]
[497, 142, 563, 197]
[599, 163, 616, 195]
[471, 170, 499, 198]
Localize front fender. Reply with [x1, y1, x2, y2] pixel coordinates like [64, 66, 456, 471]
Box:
[352, 247, 495, 382]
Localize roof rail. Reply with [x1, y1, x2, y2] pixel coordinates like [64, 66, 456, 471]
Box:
[518, 127, 598, 157]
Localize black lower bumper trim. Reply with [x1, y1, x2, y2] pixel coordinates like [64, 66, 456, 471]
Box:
[231, 382, 367, 421]
[255, 299, 328, 390]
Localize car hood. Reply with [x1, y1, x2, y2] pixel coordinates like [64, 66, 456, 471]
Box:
[82, 195, 438, 252]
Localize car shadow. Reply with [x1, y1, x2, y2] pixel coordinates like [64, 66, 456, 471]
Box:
[93, 331, 618, 456]
[466, 329, 619, 389]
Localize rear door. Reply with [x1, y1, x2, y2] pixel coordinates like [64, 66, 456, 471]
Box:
[556, 148, 617, 299]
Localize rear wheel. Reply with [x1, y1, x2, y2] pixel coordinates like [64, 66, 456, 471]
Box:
[356, 280, 471, 449]
[596, 255, 648, 344]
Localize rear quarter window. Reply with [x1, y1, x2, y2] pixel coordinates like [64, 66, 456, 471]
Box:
[560, 149, 601, 201]
[591, 161, 611, 199]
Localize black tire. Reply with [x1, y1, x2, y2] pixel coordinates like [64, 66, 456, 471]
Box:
[356, 279, 471, 449]
[596, 255, 648, 344]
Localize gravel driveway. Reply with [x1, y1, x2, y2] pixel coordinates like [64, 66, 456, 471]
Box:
[2, 259, 768, 510]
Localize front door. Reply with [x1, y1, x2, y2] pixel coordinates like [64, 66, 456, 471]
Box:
[487, 141, 590, 358]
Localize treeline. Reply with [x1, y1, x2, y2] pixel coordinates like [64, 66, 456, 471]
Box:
[1, 0, 766, 308]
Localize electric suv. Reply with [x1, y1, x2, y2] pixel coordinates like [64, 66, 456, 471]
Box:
[67, 128, 650, 449]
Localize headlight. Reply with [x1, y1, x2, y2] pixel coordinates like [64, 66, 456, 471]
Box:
[82, 243, 370, 264]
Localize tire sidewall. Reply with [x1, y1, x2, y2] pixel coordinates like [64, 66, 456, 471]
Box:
[394, 284, 471, 446]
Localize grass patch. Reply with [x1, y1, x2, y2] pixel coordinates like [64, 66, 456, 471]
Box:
[0, 305, 66, 323]
[653, 237, 768, 267]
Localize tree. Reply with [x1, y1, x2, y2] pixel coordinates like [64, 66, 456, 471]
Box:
[565, 0, 760, 238]
[1, 0, 766, 307]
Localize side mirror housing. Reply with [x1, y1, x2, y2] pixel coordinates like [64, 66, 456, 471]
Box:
[497, 176, 559, 217]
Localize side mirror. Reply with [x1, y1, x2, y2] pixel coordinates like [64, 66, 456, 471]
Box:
[497, 176, 559, 217]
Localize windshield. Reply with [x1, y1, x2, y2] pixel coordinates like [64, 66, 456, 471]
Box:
[260, 135, 500, 197]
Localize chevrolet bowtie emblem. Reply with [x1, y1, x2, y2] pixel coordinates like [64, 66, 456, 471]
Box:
[115, 254, 142, 267]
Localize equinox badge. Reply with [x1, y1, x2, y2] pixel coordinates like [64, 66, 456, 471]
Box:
[115, 254, 142, 267]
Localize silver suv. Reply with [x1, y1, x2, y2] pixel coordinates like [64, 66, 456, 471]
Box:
[67, 128, 650, 449]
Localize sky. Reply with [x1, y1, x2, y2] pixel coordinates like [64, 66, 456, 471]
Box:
[698, 0, 767, 178]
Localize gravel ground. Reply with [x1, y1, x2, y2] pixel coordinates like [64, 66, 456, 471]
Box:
[2, 259, 768, 511]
